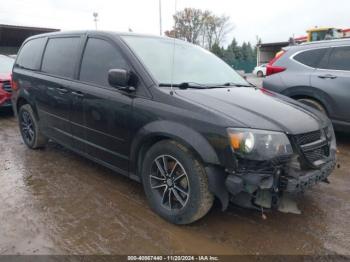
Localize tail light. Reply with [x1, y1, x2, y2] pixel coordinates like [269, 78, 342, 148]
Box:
[10, 74, 18, 91]
[266, 50, 286, 76]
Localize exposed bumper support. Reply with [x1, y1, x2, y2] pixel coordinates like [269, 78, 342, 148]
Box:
[225, 157, 336, 212]
[206, 153, 336, 213]
[284, 160, 336, 193]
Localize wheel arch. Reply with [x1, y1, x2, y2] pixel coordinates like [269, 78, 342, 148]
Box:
[15, 92, 40, 121]
[281, 86, 335, 116]
[130, 121, 221, 179]
[130, 121, 229, 211]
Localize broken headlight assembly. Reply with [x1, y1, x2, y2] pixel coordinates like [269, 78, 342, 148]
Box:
[227, 128, 293, 161]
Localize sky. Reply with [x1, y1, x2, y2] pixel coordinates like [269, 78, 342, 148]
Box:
[0, 0, 349, 45]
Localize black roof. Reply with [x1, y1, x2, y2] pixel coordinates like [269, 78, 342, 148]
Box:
[27, 30, 168, 39]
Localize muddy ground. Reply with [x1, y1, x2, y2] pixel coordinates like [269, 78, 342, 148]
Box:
[0, 108, 349, 255]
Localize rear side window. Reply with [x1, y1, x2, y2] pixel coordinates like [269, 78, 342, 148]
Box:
[293, 48, 328, 68]
[16, 38, 46, 70]
[41, 37, 81, 78]
[327, 46, 350, 71]
[79, 38, 128, 86]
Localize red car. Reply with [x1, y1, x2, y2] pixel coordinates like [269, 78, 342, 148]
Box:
[0, 55, 15, 108]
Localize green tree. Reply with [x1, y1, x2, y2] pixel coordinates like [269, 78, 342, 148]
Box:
[222, 38, 238, 67]
[210, 43, 224, 59]
[220, 38, 257, 72]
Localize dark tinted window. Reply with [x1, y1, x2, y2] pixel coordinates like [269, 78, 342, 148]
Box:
[80, 38, 128, 86]
[328, 46, 350, 71]
[16, 38, 46, 70]
[294, 48, 328, 68]
[41, 37, 80, 78]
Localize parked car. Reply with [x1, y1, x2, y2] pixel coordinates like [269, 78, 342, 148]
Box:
[12, 31, 336, 224]
[263, 38, 350, 132]
[0, 54, 14, 108]
[253, 63, 267, 77]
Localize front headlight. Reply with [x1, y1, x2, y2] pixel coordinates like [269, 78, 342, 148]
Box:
[227, 128, 293, 161]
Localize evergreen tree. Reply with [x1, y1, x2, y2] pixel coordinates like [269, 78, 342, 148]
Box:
[211, 38, 257, 72]
[210, 43, 224, 59]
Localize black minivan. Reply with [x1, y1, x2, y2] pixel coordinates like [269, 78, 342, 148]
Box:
[12, 31, 336, 224]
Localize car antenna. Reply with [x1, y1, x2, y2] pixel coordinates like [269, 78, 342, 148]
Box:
[169, 0, 178, 96]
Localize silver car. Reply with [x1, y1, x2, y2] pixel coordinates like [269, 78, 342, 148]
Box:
[263, 38, 350, 132]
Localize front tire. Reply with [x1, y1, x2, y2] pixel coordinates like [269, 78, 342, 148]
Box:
[18, 104, 48, 149]
[141, 140, 214, 224]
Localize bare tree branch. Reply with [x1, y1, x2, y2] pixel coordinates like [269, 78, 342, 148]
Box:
[165, 8, 233, 49]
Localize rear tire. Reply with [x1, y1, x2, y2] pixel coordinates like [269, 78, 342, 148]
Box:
[297, 98, 327, 115]
[141, 140, 214, 224]
[18, 104, 48, 149]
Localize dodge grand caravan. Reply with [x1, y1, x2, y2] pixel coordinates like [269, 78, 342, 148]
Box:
[12, 31, 336, 224]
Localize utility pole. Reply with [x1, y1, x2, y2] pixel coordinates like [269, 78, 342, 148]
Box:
[93, 12, 98, 30]
[159, 0, 162, 35]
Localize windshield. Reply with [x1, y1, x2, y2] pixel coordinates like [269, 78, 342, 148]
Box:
[0, 55, 14, 74]
[121, 35, 248, 86]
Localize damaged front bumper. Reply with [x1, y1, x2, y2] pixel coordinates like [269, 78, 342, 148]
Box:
[224, 157, 336, 213]
[284, 160, 335, 193]
[206, 154, 336, 213]
[206, 127, 337, 213]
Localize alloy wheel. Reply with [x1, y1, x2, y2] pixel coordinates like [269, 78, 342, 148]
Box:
[149, 155, 190, 211]
[21, 111, 35, 144]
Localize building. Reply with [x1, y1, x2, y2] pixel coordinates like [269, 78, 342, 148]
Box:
[257, 41, 289, 65]
[0, 24, 59, 55]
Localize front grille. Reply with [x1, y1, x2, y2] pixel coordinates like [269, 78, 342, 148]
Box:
[294, 129, 330, 165]
[1, 81, 12, 93]
[295, 130, 321, 145]
[304, 145, 330, 162]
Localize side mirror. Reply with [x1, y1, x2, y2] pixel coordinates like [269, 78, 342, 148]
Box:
[108, 69, 130, 88]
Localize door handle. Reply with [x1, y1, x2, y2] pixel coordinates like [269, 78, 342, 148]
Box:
[71, 91, 84, 98]
[318, 74, 337, 79]
[47, 87, 55, 91]
[57, 87, 69, 94]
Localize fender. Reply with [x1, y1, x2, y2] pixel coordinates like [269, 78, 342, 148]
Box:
[14, 88, 40, 120]
[281, 86, 336, 117]
[129, 120, 229, 209]
[130, 120, 221, 176]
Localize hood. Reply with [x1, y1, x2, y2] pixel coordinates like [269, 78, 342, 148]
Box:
[0, 72, 11, 81]
[176, 87, 328, 134]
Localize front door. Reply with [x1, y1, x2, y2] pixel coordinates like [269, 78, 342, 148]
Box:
[311, 46, 350, 123]
[73, 36, 133, 174]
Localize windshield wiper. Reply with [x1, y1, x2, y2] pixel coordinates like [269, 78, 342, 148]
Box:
[219, 82, 255, 87]
[159, 81, 255, 89]
[159, 82, 208, 89]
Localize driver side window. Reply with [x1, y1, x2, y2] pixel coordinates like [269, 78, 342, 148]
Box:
[79, 38, 129, 87]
